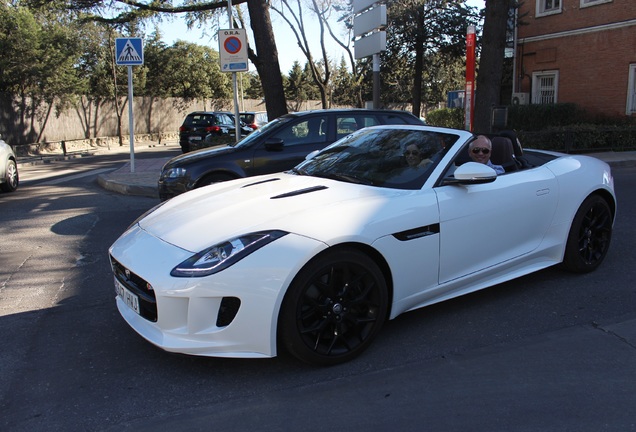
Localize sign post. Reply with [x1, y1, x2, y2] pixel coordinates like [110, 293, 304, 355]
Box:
[115, 38, 144, 172]
[219, 28, 248, 143]
[353, 0, 387, 108]
[465, 26, 476, 132]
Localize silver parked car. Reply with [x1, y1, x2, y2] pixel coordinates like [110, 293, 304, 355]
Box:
[0, 135, 19, 193]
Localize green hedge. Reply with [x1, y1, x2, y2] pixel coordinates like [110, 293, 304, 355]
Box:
[426, 104, 636, 152]
[518, 125, 636, 153]
[509, 104, 636, 152]
[425, 108, 464, 129]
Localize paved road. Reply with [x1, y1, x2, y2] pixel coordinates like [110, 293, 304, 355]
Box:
[2, 151, 635, 431]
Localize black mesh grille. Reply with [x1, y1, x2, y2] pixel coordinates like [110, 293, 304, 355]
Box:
[110, 255, 158, 322]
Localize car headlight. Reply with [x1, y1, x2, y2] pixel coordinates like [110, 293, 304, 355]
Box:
[162, 167, 187, 179]
[171, 230, 288, 277]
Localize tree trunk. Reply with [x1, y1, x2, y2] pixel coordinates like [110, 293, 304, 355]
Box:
[474, 0, 511, 133]
[411, 9, 425, 118]
[247, 0, 288, 120]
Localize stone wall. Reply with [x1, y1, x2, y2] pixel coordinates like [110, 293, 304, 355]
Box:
[1, 92, 415, 155]
[0, 94, 270, 146]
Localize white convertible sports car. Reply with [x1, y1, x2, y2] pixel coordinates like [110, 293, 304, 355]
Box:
[109, 125, 616, 366]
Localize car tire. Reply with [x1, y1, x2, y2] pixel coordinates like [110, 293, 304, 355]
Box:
[279, 248, 388, 366]
[561, 194, 612, 273]
[197, 173, 236, 188]
[1, 159, 18, 192]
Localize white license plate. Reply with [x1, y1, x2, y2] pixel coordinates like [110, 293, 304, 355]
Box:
[189, 136, 202, 141]
[115, 277, 140, 314]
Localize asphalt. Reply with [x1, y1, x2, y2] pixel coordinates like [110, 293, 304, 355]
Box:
[16, 142, 636, 428]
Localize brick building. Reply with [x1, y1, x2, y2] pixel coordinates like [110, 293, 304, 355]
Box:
[513, 0, 636, 118]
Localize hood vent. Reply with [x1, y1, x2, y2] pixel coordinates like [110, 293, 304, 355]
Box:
[271, 185, 328, 199]
[242, 178, 281, 188]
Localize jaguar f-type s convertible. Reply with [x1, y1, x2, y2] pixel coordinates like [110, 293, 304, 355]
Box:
[109, 125, 615, 366]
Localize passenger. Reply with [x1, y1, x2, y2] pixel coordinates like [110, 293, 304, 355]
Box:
[404, 144, 431, 168]
[468, 135, 504, 175]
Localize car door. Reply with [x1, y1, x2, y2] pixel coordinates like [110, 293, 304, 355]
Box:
[435, 166, 559, 284]
[248, 113, 331, 175]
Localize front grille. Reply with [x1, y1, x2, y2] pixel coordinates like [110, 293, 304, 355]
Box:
[110, 255, 158, 322]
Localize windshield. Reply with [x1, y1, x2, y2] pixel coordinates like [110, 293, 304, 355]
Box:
[231, 115, 293, 148]
[294, 127, 459, 190]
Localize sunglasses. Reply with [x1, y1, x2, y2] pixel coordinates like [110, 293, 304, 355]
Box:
[471, 147, 490, 155]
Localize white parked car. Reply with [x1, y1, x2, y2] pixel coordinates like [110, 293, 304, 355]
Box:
[109, 125, 616, 366]
[0, 135, 19, 193]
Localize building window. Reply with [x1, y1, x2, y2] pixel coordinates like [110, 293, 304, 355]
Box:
[580, 0, 612, 7]
[532, 71, 559, 104]
[627, 64, 636, 115]
[536, 0, 562, 16]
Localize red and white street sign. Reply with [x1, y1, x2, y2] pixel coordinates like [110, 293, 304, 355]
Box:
[218, 29, 248, 72]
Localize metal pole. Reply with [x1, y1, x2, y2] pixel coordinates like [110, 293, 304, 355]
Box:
[373, 53, 380, 109]
[465, 25, 476, 132]
[228, 0, 240, 143]
[127, 65, 135, 173]
[512, 8, 518, 94]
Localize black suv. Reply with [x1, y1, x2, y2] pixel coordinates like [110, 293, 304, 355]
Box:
[178, 111, 251, 153]
[160, 109, 424, 201]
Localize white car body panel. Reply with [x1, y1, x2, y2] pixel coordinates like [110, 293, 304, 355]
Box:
[109, 126, 616, 360]
[111, 226, 328, 357]
[436, 165, 559, 283]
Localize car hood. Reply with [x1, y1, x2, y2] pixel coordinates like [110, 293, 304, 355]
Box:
[139, 173, 418, 253]
[163, 145, 236, 169]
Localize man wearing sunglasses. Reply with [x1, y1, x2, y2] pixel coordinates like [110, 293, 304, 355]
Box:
[468, 135, 505, 175]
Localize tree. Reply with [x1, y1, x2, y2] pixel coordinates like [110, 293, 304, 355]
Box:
[67, 0, 289, 120]
[270, 0, 334, 108]
[242, 0, 287, 118]
[241, 71, 264, 100]
[331, 57, 358, 107]
[0, 3, 85, 144]
[384, 0, 478, 116]
[285, 60, 321, 111]
[473, 0, 514, 132]
[159, 41, 232, 101]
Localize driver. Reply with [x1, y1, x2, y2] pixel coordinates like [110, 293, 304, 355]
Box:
[469, 136, 504, 175]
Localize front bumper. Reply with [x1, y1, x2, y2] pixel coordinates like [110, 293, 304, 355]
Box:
[109, 224, 327, 358]
[157, 176, 191, 201]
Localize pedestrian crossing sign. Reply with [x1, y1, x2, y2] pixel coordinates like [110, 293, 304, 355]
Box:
[115, 38, 144, 66]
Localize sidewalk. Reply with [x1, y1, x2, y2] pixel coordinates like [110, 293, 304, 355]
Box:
[96, 156, 170, 198]
[94, 141, 181, 198]
[94, 149, 636, 199]
[16, 140, 179, 199]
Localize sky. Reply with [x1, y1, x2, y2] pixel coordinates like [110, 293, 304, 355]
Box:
[157, 1, 485, 74]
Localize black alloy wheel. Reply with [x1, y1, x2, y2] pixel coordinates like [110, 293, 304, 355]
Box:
[561, 194, 613, 273]
[279, 248, 388, 366]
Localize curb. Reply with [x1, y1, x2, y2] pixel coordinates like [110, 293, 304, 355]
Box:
[97, 174, 159, 199]
[17, 152, 97, 167]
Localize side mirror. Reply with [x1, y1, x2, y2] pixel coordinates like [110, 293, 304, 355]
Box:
[442, 162, 497, 186]
[264, 138, 284, 151]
